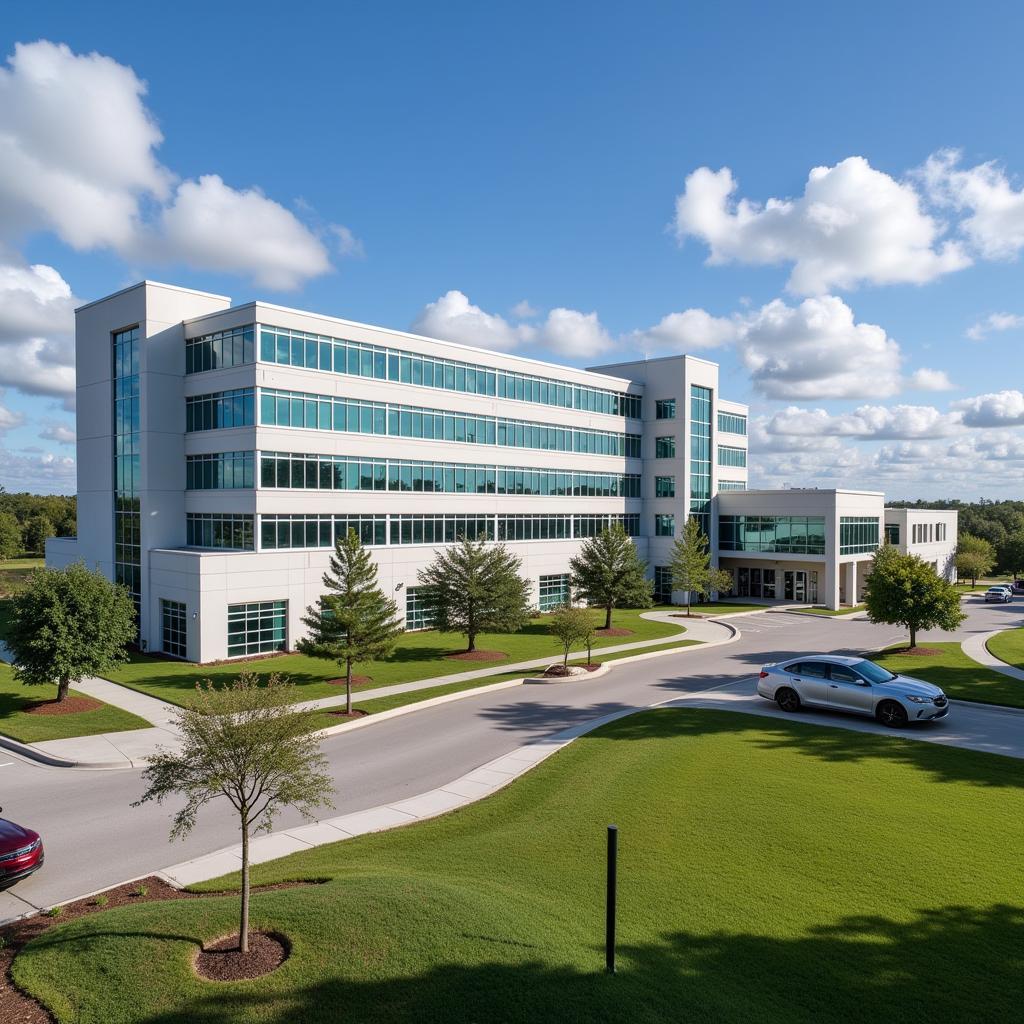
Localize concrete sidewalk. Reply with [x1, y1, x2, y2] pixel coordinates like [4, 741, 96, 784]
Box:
[962, 630, 1024, 682]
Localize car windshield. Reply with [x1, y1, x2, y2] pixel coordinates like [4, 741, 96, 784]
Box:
[854, 660, 897, 684]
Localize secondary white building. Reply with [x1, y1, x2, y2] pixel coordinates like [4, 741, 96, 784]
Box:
[46, 280, 954, 662]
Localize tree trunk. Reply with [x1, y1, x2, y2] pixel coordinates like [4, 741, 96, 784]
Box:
[467, 630, 476, 653]
[604, 604, 612, 630]
[57, 676, 70, 703]
[346, 658, 353, 716]
[239, 816, 250, 954]
[909, 624, 917, 651]
[587, 640, 592, 665]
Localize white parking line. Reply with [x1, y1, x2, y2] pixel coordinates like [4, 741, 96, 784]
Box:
[0, 762, 13, 768]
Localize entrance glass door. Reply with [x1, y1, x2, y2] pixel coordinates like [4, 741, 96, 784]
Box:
[784, 571, 807, 602]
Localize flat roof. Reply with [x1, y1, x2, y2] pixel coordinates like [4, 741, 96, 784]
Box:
[728, 488, 885, 497]
[75, 279, 232, 314]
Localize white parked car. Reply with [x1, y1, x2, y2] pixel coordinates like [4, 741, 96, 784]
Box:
[984, 586, 1013, 603]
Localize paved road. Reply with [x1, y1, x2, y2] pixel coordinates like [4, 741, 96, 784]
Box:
[2, 596, 1022, 919]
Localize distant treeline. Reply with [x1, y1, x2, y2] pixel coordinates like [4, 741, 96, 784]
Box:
[888, 499, 1024, 573]
[0, 490, 77, 558]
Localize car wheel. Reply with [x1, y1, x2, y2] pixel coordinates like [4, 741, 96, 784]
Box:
[876, 700, 908, 728]
[776, 687, 801, 713]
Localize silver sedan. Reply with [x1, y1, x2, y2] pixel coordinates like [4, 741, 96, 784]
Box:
[757, 654, 950, 727]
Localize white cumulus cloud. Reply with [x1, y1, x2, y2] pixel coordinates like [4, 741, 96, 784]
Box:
[412, 290, 536, 352]
[965, 311, 1024, 341]
[952, 390, 1024, 428]
[764, 403, 960, 441]
[673, 157, 968, 294]
[907, 367, 954, 391]
[629, 308, 738, 351]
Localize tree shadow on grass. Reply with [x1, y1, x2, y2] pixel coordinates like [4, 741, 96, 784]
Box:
[128, 902, 1023, 1024]
[478, 704, 1024, 790]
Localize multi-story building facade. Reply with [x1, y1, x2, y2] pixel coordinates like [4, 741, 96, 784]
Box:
[46, 280, 952, 662]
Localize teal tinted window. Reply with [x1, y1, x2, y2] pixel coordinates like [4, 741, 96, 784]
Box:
[840, 517, 881, 555]
[719, 516, 826, 555]
[655, 399, 676, 419]
[717, 412, 747, 435]
[655, 436, 676, 458]
[717, 445, 747, 468]
[655, 476, 675, 498]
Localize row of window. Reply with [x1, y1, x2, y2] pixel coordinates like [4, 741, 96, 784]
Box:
[113, 326, 141, 617]
[186, 451, 255, 490]
[839, 517, 881, 556]
[717, 412, 747, 436]
[719, 515, 827, 555]
[911, 522, 948, 544]
[257, 325, 642, 418]
[186, 388, 255, 431]
[717, 445, 747, 468]
[186, 513, 256, 550]
[690, 385, 712, 536]
[185, 325, 255, 374]
[255, 388, 643, 457]
[253, 451, 641, 497]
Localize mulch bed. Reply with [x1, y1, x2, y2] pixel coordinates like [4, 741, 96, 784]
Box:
[444, 650, 507, 662]
[326, 676, 373, 687]
[669, 612, 706, 619]
[23, 695, 102, 716]
[582, 663, 602, 672]
[325, 709, 368, 719]
[0, 876, 315, 1021]
[194, 931, 289, 981]
[890, 647, 942, 657]
[594, 627, 633, 637]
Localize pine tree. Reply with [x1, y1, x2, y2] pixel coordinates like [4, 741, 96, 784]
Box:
[668, 516, 734, 615]
[569, 525, 652, 630]
[417, 535, 531, 652]
[298, 529, 403, 714]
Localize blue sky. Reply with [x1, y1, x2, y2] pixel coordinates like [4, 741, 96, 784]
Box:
[1, 0, 1023, 497]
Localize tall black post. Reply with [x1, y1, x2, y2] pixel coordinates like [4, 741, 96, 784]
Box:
[606, 824, 618, 974]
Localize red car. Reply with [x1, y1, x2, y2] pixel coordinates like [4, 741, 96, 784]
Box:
[0, 808, 43, 886]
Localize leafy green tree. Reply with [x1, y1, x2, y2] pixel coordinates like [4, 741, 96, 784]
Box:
[0, 512, 22, 560]
[6, 562, 136, 702]
[1002, 530, 1024, 579]
[418, 535, 531, 652]
[955, 533, 995, 586]
[569, 525, 652, 630]
[548, 605, 595, 668]
[134, 673, 334, 955]
[863, 545, 965, 650]
[298, 529, 404, 715]
[23, 514, 55, 555]
[668, 516, 735, 615]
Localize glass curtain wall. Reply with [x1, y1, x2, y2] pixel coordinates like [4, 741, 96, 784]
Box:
[113, 326, 141, 619]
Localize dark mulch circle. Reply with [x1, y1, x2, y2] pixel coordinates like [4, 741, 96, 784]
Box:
[194, 931, 289, 982]
[445, 650, 506, 662]
[670, 612, 705, 619]
[892, 647, 942, 657]
[543, 664, 573, 677]
[325, 709, 368, 719]
[24, 695, 102, 716]
[583, 663, 602, 672]
[594, 627, 633, 637]
[326, 675, 373, 687]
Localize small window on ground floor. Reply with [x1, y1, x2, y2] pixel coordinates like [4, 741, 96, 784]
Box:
[161, 599, 187, 659]
[654, 566, 673, 603]
[227, 600, 286, 657]
[405, 586, 437, 630]
[538, 573, 571, 611]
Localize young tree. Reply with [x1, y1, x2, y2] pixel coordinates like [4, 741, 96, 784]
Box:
[668, 516, 735, 615]
[134, 674, 334, 955]
[0, 511, 22, 560]
[955, 533, 996, 586]
[1002, 530, 1024, 580]
[297, 529, 404, 715]
[863, 545, 966, 650]
[23, 514, 55, 555]
[548, 605, 595, 668]
[417, 535, 531, 652]
[6, 563, 136, 702]
[569, 525, 652, 630]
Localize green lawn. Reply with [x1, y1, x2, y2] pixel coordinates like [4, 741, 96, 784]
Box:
[303, 636, 701, 732]
[101, 608, 684, 709]
[794, 604, 865, 617]
[0, 662, 150, 743]
[15, 708, 1024, 1024]
[873, 642, 1024, 709]
[986, 627, 1024, 670]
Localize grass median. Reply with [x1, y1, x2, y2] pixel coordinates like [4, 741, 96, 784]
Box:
[0, 662, 150, 743]
[986, 627, 1024, 671]
[14, 707, 1024, 1024]
[101, 608, 686, 710]
[873, 642, 1024, 709]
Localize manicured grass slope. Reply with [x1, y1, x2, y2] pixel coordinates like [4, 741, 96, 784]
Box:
[794, 604, 865, 616]
[102, 608, 683, 709]
[874, 642, 1024, 708]
[986, 627, 1024, 670]
[16, 709, 1024, 1024]
[0, 663, 149, 743]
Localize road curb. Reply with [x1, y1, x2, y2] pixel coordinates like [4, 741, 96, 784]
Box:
[0, 733, 135, 771]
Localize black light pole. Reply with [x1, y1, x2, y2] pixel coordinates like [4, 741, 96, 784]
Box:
[606, 824, 618, 974]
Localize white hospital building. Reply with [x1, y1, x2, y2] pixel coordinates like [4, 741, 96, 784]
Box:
[47, 281, 958, 662]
